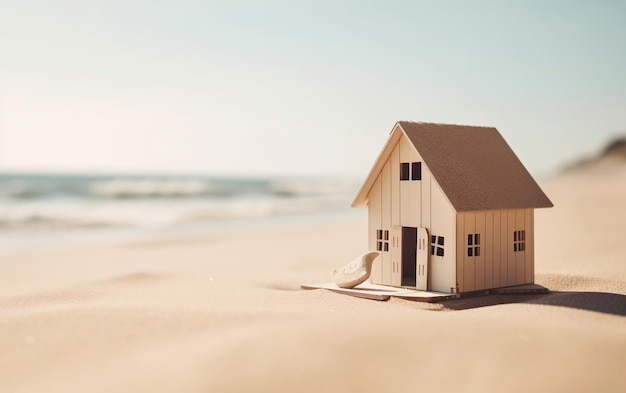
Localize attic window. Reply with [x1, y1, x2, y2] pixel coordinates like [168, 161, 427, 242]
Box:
[412, 162, 422, 180]
[430, 235, 444, 257]
[400, 163, 410, 180]
[467, 233, 480, 257]
[400, 162, 422, 181]
[514, 230, 526, 252]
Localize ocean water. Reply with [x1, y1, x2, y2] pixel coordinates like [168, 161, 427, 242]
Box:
[0, 173, 362, 250]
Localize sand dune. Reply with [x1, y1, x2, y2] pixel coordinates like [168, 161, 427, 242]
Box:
[1, 167, 625, 392]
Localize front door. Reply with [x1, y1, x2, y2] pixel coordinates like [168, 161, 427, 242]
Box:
[401, 227, 417, 287]
[401, 227, 429, 290]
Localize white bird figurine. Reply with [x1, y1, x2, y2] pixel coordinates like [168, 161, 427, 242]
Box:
[331, 251, 380, 289]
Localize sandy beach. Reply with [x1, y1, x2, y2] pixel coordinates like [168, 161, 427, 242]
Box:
[1, 167, 625, 393]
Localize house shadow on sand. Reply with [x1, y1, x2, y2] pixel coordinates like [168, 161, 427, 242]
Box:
[441, 290, 626, 317]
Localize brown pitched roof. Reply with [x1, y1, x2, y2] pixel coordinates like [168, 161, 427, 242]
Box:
[352, 121, 553, 211]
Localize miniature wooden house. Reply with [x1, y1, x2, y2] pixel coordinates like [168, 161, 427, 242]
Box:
[352, 121, 553, 293]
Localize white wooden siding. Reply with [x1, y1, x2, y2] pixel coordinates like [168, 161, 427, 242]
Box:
[429, 178, 457, 293]
[475, 212, 486, 290]
[485, 210, 494, 289]
[399, 136, 420, 227]
[526, 209, 534, 283]
[368, 174, 382, 284]
[515, 209, 526, 285]
[390, 227, 401, 286]
[457, 209, 535, 292]
[390, 145, 400, 227]
[492, 210, 501, 288]
[507, 209, 516, 285]
[462, 211, 476, 292]
[421, 161, 431, 229]
[381, 162, 392, 284]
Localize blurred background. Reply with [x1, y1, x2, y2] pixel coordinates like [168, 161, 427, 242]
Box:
[1, 0, 624, 250]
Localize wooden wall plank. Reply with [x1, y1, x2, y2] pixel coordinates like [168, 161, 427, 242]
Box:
[381, 160, 392, 285]
[399, 137, 411, 227]
[500, 210, 509, 286]
[390, 144, 400, 227]
[475, 211, 485, 290]
[391, 227, 401, 286]
[484, 210, 494, 289]
[421, 163, 431, 229]
[456, 213, 465, 293]
[492, 210, 501, 288]
[464, 212, 476, 292]
[516, 209, 526, 285]
[369, 175, 383, 284]
[408, 149, 421, 227]
[429, 179, 456, 292]
[507, 209, 516, 285]
[525, 209, 534, 284]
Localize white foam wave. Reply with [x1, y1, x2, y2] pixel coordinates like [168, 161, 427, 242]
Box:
[88, 179, 219, 199]
[0, 181, 42, 199]
[0, 195, 352, 232]
[268, 178, 358, 197]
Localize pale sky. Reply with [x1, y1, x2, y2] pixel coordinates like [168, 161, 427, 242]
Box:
[1, 1, 625, 177]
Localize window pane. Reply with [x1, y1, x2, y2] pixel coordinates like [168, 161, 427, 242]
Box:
[514, 231, 518, 241]
[377, 242, 382, 251]
[431, 235, 436, 244]
[520, 243, 525, 251]
[468, 248, 473, 257]
[468, 234, 473, 246]
[514, 243, 518, 252]
[411, 162, 422, 180]
[431, 245, 435, 255]
[475, 234, 480, 245]
[436, 247, 444, 257]
[401, 163, 410, 180]
[438, 236, 444, 246]
[377, 230, 382, 240]
[475, 247, 480, 257]
[522, 231, 525, 241]
[384, 242, 389, 252]
[384, 230, 389, 240]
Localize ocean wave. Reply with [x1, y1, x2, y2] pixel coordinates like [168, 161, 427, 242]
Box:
[0, 195, 353, 232]
[0, 181, 44, 199]
[0, 174, 360, 234]
[87, 179, 227, 199]
[0, 174, 361, 202]
[267, 178, 359, 197]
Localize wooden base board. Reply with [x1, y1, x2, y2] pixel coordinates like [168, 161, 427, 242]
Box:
[301, 282, 460, 302]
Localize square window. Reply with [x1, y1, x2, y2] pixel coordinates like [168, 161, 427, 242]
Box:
[411, 162, 422, 180]
[436, 247, 444, 257]
[400, 163, 410, 180]
[437, 236, 444, 246]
